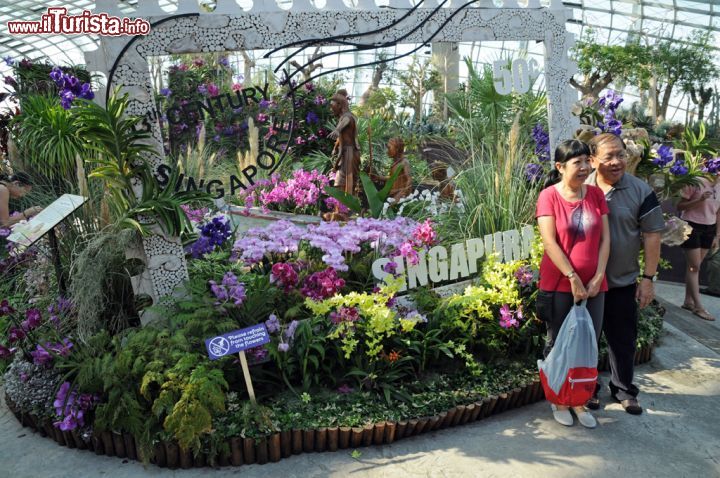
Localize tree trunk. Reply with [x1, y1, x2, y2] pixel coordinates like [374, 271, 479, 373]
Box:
[648, 76, 658, 125]
[569, 72, 612, 102]
[240, 50, 255, 84]
[698, 86, 713, 123]
[359, 63, 388, 106]
[657, 80, 675, 123]
[414, 93, 423, 123]
[289, 47, 323, 82]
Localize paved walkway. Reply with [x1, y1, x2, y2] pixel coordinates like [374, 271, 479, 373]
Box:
[1, 283, 719, 478]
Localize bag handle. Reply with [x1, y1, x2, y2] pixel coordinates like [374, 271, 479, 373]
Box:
[574, 299, 588, 308]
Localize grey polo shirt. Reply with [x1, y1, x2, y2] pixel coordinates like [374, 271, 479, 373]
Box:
[586, 171, 665, 288]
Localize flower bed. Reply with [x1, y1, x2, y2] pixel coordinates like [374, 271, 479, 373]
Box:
[0, 208, 666, 469]
[3, 338, 659, 468]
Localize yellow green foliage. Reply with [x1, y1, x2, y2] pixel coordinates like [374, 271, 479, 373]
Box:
[305, 276, 412, 360]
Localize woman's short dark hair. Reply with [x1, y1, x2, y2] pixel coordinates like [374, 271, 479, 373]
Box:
[0, 171, 32, 186]
[543, 140, 591, 189]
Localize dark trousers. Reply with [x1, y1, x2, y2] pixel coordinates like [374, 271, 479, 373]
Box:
[601, 284, 640, 401]
[544, 292, 604, 359]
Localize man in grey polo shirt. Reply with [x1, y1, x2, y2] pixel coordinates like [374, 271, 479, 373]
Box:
[586, 133, 665, 415]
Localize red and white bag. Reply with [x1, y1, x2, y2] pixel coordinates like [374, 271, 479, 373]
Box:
[538, 300, 598, 407]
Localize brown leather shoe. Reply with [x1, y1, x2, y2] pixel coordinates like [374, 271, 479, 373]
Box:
[620, 398, 643, 415]
[585, 393, 600, 410]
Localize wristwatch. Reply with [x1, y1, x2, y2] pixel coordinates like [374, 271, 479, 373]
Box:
[641, 273, 657, 282]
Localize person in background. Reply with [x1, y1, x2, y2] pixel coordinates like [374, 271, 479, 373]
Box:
[586, 133, 665, 415]
[677, 172, 720, 321]
[0, 172, 43, 228]
[536, 139, 610, 428]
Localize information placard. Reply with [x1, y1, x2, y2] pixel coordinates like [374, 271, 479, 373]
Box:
[205, 323, 270, 360]
[7, 194, 88, 247]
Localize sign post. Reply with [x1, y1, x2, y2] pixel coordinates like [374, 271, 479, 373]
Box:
[7, 194, 88, 296]
[205, 323, 270, 404]
[237, 350, 256, 404]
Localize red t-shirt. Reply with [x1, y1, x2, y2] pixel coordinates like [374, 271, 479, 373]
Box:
[536, 185, 609, 293]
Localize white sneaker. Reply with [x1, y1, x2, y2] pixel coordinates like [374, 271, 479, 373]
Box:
[551, 404, 573, 426]
[572, 407, 597, 429]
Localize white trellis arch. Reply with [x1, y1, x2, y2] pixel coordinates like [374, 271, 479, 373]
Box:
[85, 0, 580, 306]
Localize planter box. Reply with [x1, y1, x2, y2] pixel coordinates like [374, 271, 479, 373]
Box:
[227, 206, 322, 237]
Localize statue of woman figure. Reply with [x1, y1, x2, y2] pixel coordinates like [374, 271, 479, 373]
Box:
[327, 89, 361, 197]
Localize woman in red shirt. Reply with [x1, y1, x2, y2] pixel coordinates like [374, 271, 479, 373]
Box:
[536, 140, 610, 428]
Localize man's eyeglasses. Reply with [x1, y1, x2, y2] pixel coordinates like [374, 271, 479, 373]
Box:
[596, 153, 628, 163]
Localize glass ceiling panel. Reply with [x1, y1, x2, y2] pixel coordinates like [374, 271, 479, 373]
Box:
[0, 0, 718, 122]
[612, 2, 637, 15]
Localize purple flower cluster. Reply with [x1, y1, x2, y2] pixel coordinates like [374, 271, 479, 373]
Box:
[383, 261, 398, 275]
[652, 145, 674, 167]
[0, 344, 13, 359]
[499, 304, 523, 329]
[4, 76, 18, 89]
[7, 326, 25, 344]
[234, 217, 417, 272]
[532, 124, 550, 162]
[181, 204, 209, 224]
[265, 314, 280, 333]
[514, 265, 534, 287]
[337, 384, 354, 394]
[596, 90, 623, 136]
[525, 163, 545, 183]
[248, 345, 269, 362]
[49, 67, 94, 109]
[1, 300, 15, 317]
[702, 157, 720, 175]
[48, 296, 73, 327]
[301, 267, 345, 300]
[187, 215, 232, 258]
[21, 309, 42, 331]
[324, 197, 350, 214]
[669, 159, 689, 176]
[30, 338, 73, 366]
[201, 216, 233, 246]
[330, 306, 360, 325]
[53, 382, 96, 431]
[209, 272, 246, 306]
[273, 319, 298, 353]
[270, 262, 299, 291]
[306, 111, 319, 124]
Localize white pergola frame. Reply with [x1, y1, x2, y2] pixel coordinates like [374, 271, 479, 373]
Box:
[85, 0, 580, 305]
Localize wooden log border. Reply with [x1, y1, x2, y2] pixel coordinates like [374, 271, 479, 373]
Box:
[3, 343, 656, 468]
